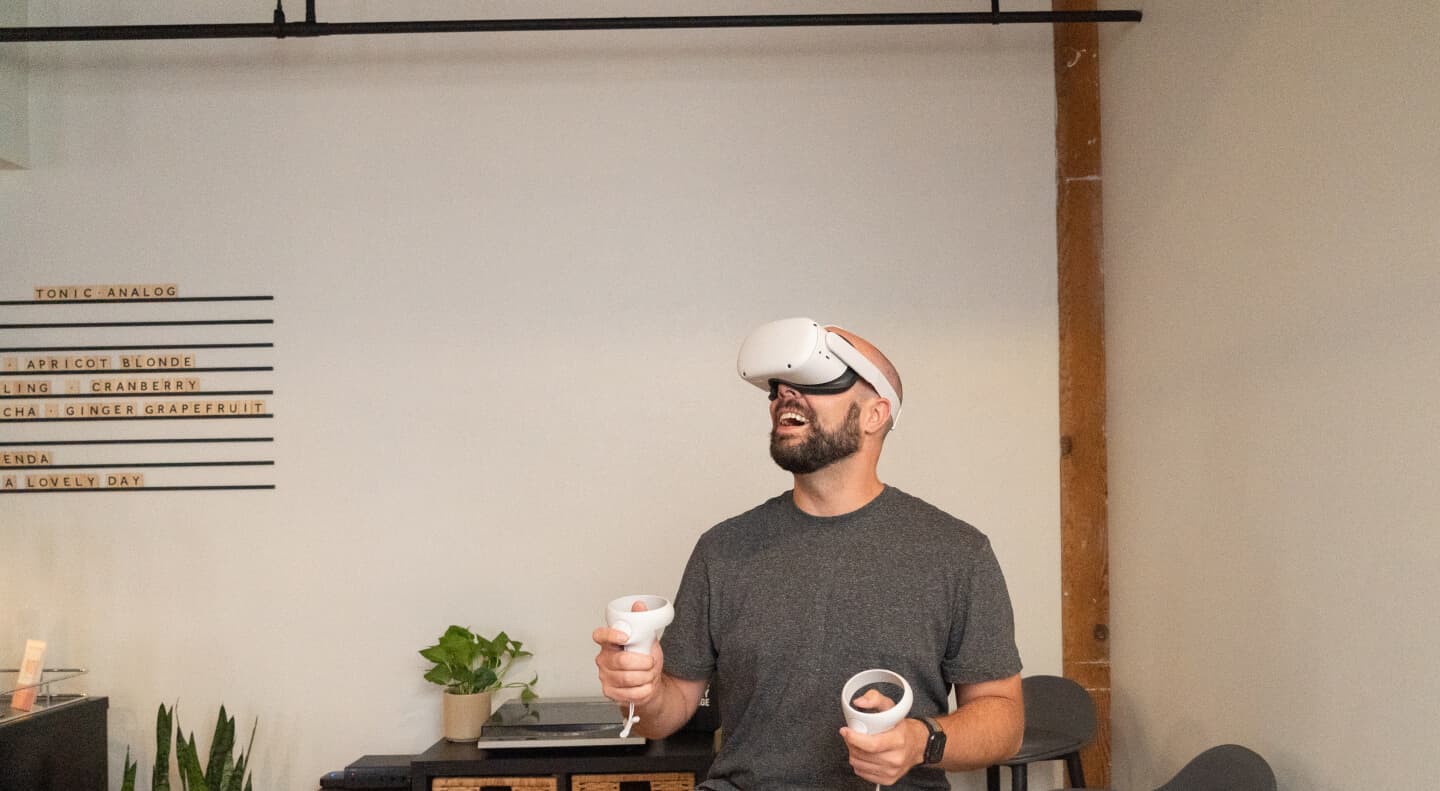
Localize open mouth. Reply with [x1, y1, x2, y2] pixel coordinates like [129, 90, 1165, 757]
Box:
[777, 411, 810, 428]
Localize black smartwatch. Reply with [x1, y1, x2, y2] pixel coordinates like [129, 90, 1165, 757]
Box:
[915, 716, 947, 765]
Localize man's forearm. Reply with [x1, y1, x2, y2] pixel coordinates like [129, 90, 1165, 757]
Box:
[927, 693, 1025, 771]
[628, 673, 704, 739]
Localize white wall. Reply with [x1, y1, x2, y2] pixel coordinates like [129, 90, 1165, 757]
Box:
[1102, 2, 1440, 788]
[0, 0, 27, 168]
[0, 3, 1065, 789]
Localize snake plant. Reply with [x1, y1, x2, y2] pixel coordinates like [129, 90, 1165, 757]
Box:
[121, 703, 256, 791]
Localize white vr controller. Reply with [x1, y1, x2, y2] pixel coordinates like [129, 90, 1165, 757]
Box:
[605, 594, 676, 739]
[605, 594, 675, 655]
[841, 668, 914, 735]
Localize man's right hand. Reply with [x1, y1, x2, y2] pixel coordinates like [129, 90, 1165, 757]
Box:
[593, 601, 665, 708]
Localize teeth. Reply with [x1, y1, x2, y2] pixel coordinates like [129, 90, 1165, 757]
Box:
[780, 412, 808, 425]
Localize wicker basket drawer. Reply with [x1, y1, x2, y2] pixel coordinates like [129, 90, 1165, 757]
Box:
[433, 777, 559, 791]
[570, 772, 694, 791]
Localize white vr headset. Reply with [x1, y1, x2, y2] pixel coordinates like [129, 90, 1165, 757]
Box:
[736, 317, 901, 427]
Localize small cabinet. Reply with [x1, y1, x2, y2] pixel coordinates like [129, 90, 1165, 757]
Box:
[0, 695, 108, 791]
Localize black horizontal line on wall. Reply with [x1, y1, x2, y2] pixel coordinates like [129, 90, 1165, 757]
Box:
[1, 367, 273, 376]
[3, 438, 273, 446]
[0, 343, 274, 352]
[0, 485, 277, 493]
[2, 461, 274, 470]
[0, 320, 273, 329]
[0, 11, 1143, 44]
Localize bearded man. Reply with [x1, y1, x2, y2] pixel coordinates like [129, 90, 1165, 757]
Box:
[594, 319, 1024, 790]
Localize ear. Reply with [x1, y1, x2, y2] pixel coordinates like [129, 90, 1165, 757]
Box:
[861, 395, 893, 436]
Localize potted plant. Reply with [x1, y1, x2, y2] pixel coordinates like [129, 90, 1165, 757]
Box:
[420, 625, 539, 741]
[121, 702, 256, 791]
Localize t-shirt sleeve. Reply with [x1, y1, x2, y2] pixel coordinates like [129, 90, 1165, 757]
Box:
[659, 538, 717, 682]
[941, 538, 1023, 685]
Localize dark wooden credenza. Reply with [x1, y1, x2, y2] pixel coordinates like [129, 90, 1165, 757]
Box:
[0, 695, 108, 791]
[409, 731, 716, 791]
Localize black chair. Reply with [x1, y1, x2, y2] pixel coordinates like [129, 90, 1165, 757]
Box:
[987, 675, 1096, 791]
[1154, 744, 1276, 791]
[1053, 743, 1276, 791]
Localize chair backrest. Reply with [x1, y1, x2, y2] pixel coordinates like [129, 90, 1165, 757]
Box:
[1155, 744, 1277, 791]
[1021, 675, 1097, 742]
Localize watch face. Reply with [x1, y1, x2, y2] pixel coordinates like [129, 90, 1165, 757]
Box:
[924, 719, 947, 764]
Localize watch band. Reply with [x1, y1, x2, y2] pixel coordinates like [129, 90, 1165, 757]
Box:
[917, 715, 947, 765]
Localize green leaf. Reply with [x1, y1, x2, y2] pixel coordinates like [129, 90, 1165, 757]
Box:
[439, 626, 474, 654]
[183, 757, 208, 791]
[205, 706, 235, 788]
[224, 752, 243, 791]
[488, 632, 508, 654]
[423, 666, 451, 686]
[224, 753, 246, 791]
[174, 729, 191, 789]
[154, 703, 174, 791]
[173, 726, 189, 790]
[215, 761, 233, 791]
[472, 667, 498, 692]
[437, 636, 475, 668]
[123, 748, 139, 791]
[175, 715, 213, 791]
[418, 646, 448, 664]
[226, 717, 257, 791]
[442, 624, 473, 641]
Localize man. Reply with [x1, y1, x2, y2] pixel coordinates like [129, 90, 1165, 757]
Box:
[593, 318, 1024, 789]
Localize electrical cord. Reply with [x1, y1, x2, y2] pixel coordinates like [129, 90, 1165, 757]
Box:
[618, 701, 640, 738]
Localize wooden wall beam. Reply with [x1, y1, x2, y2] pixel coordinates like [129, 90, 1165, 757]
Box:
[1054, 0, 1111, 787]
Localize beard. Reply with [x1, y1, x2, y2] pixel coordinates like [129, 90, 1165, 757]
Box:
[769, 401, 862, 474]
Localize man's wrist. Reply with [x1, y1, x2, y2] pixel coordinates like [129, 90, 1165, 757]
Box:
[911, 715, 949, 766]
[904, 717, 932, 768]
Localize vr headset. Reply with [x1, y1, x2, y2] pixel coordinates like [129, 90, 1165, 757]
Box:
[736, 317, 902, 427]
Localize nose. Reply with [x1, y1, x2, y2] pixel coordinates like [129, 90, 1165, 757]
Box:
[769, 381, 804, 401]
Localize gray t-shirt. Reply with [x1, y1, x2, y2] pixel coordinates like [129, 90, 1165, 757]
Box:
[662, 485, 1023, 791]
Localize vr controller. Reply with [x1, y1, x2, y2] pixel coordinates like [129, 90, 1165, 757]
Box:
[605, 594, 675, 739]
[605, 594, 674, 655]
[842, 668, 915, 790]
[841, 668, 914, 735]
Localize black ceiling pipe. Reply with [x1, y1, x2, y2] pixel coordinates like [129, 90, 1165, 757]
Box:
[0, 10, 1140, 44]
